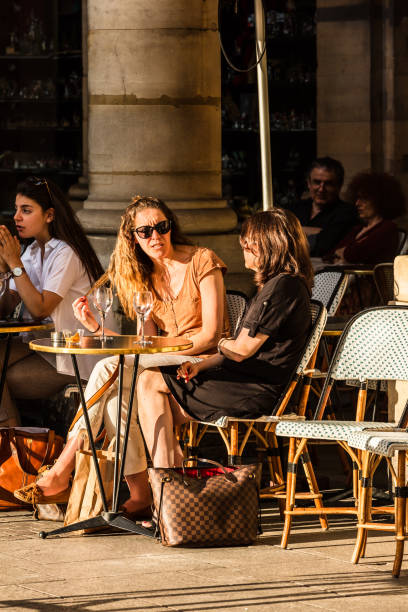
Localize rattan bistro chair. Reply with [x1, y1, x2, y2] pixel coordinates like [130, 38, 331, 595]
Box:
[181, 290, 248, 457]
[312, 270, 349, 317]
[185, 301, 327, 503]
[373, 263, 394, 305]
[225, 290, 248, 332]
[275, 306, 408, 548]
[347, 428, 408, 578]
[397, 229, 408, 255]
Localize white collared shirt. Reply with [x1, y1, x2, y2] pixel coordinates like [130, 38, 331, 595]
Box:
[9, 238, 117, 380]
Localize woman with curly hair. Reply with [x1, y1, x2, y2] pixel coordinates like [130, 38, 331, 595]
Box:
[327, 171, 406, 265]
[137, 209, 313, 468]
[15, 196, 229, 517]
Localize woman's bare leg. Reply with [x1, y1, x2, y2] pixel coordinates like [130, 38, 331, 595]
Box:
[35, 435, 83, 496]
[138, 368, 189, 467]
[123, 471, 152, 513]
[36, 435, 151, 512]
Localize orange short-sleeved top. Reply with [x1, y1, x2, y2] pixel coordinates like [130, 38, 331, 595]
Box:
[151, 247, 229, 352]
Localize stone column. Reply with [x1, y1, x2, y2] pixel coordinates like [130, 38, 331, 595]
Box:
[78, 0, 237, 265]
[316, 0, 408, 203]
[68, 0, 89, 212]
[316, 0, 372, 184]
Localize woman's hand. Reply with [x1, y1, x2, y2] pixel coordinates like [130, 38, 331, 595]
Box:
[176, 361, 202, 383]
[72, 296, 99, 332]
[0, 226, 21, 270]
[333, 247, 346, 264]
[176, 353, 224, 382]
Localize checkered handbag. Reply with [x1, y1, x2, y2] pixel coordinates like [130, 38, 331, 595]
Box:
[148, 459, 261, 547]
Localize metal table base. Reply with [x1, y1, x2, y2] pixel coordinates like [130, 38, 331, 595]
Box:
[38, 352, 153, 539]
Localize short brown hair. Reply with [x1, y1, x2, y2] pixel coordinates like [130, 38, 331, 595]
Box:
[240, 209, 314, 290]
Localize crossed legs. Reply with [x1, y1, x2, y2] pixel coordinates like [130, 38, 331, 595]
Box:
[138, 368, 192, 467]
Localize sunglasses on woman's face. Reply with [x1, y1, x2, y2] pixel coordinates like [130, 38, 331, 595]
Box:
[133, 219, 171, 239]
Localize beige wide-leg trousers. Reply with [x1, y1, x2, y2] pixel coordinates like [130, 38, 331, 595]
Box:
[69, 353, 201, 475]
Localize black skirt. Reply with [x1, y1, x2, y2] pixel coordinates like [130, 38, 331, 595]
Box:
[161, 364, 285, 424]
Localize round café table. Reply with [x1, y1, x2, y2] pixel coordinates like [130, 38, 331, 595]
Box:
[29, 334, 193, 538]
[0, 321, 54, 407]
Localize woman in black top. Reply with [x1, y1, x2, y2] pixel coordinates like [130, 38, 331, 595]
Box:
[137, 209, 313, 467]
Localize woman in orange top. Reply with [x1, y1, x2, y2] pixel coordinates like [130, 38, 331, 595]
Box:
[15, 196, 229, 517]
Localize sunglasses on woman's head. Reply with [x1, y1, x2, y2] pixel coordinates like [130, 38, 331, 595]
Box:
[133, 219, 171, 239]
[30, 176, 53, 202]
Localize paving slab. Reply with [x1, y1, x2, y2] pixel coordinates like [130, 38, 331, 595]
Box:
[1, 505, 408, 611]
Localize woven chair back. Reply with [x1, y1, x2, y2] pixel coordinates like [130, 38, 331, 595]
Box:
[312, 270, 348, 316]
[296, 299, 327, 375]
[327, 306, 408, 382]
[226, 290, 248, 335]
[397, 230, 408, 255]
[373, 263, 394, 305]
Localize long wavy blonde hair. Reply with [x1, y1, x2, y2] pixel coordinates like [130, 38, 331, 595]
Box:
[96, 196, 192, 319]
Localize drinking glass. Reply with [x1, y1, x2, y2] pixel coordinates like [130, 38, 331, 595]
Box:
[134, 291, 153, 346]
[0, 276, 8, 299]
[92, 285, 113, 342]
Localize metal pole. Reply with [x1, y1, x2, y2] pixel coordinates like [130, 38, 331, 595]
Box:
[254, 0, 273, 209]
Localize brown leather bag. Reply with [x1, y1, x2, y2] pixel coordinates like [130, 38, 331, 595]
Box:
[148, 459, 261, 547]
[0, 427, 64, 509]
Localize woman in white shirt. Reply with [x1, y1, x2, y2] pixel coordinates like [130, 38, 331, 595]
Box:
[0, 176, 106, 426]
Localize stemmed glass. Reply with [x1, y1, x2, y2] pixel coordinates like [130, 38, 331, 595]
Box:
[134, 291, 153, 346]
[92, 285, 113, 342]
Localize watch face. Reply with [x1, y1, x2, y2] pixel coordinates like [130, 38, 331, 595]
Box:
[13, 267, 23, 277]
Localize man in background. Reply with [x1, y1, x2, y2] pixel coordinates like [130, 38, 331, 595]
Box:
[285, 157, 358, 257]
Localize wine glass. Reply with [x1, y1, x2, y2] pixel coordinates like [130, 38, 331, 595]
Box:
[92, 285, 113, 342]
[134, 291, 153, 346]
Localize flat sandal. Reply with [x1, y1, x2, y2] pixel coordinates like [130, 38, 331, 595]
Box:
[14, 482, 71, 505]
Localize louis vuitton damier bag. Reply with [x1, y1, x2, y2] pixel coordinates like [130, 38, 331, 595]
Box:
[148, 458, 261, 547]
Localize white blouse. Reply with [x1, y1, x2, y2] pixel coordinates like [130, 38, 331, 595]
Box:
[9, 238, 117, 380]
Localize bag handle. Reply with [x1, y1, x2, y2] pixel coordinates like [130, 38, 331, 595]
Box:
[8, 428, 56, 474]
[68, 359, 120, 433]
[182, 457, 237, 482]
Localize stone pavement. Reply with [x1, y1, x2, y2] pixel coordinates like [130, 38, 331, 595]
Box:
[1, 503, 408, 611]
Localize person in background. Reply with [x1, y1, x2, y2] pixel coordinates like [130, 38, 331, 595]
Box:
[284, 156, 358, 257]
[137, 209, 313, 469]
[14, 196, 229, 519]
[325, 171, 406, 265]
[0, 176, 105, 426]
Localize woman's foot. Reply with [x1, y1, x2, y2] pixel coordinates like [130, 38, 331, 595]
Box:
[120, 498, 152, 520]
[34, 469, 71, 498]
[14, 481, 71, 505]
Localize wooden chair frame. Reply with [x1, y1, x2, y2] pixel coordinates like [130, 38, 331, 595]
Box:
[181, 300, 327, 512]
[347, 424, 408, 578]
[276, 306, 408, 548]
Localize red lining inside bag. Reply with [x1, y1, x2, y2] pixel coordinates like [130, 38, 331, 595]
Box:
[174, 467, 236, 480]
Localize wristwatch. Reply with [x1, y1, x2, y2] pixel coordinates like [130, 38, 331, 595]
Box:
[11, 266, 25, 278]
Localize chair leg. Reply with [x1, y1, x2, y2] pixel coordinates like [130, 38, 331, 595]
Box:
[352, 451, 371, 564]
[360, 530, 368, 559]
[393, 450, 406, 578]
[185, 422, 199, 465]
[301, 445, 328, 530]
[228, 421, 241, 466]
[281, 437, 296, 549]
[268, 431, 284, 485]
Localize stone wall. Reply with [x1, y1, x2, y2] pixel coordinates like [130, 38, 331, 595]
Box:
[316, 0, 408, 220]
